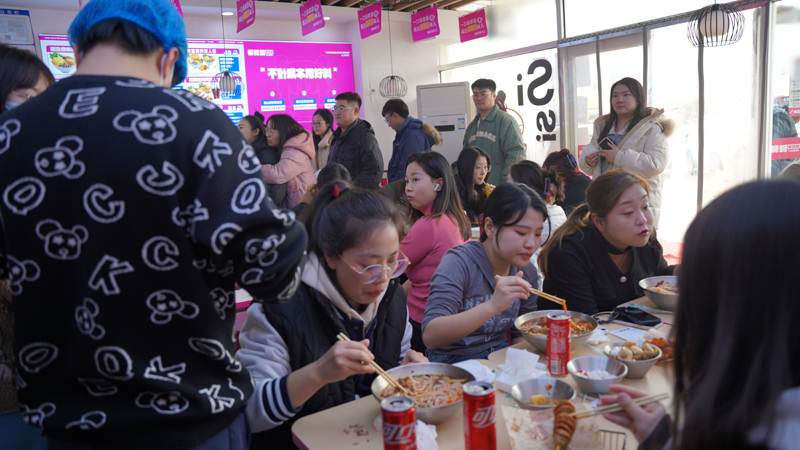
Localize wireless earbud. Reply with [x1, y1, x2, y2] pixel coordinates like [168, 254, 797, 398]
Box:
[434, 183, 440, 191]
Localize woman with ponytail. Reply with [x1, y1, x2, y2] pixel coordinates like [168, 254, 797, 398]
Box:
[238, 182, 427, 449]
[539, 169, 675, 314]
[508, 160, 567, 289]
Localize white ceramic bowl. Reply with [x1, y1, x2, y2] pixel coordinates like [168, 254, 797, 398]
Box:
[604, 341, 661, 379]
[567, 356, 627, 394]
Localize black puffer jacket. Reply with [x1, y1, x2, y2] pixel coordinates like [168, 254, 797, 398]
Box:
[327, 119, 384, 190]
[252, 136, 288, 208]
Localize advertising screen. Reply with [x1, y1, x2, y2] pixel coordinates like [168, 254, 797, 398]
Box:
[38, 35, 354, 127]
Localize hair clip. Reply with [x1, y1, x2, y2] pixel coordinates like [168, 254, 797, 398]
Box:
[478, 213, 485, 236]
[333, 184, 342, 199]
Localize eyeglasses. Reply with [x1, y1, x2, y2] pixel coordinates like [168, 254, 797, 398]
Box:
[265, 128, 277, 135]
[338, 252, 409, 284]
[9, 89, 35, 103]
[331, 106, 355, 113]
[474, 165, 492, 173]
[312, 121, 325, 127]
[472, 91, 492, 98]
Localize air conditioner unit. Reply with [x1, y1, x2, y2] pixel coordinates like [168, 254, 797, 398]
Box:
[416, 82, 474, 164]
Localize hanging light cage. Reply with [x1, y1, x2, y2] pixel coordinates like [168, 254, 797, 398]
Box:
[380, 75, 408, 98]
[687, 3, 745, 48]
[211, 71, 244, 100]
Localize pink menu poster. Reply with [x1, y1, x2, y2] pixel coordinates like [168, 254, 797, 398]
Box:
[411, 6, 440, 42]
[243, 41, 354, 127]
[458, 9, 487, 43]
[237, 0, 256, 32]
[170, 0, 184, 17]
[38, 35, 76, 81]
[300, 0, 325, 37]
[358, 4, 382, 40]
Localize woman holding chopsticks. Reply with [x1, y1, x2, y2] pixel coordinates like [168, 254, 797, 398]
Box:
[599, 180, 800, 449]
[422, 183, 546, 363]
[237, 182, 427, 449]
[539, 169, 676, 314]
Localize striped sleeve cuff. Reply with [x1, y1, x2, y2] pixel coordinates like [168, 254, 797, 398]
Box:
[261, 375, 302, 424]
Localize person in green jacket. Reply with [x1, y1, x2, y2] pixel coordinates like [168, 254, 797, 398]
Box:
[462, 78, 525, 185]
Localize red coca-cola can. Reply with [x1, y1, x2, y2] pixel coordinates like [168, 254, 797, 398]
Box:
[463, 380, 496, 450]
[381, 396, 417, 450]
[547, 312, 571, 376]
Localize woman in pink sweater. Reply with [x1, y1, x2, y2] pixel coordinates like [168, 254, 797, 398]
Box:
[401, 152, 471, 352]
[262, 114, 317, 208]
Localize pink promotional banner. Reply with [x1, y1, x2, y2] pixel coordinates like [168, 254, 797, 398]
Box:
[458, 9, 487, 43]
[171, 0, 184, 17]
[411, 6, 440, 42]
[300, 0, 325, 37]
[237, 0, 255, 33]
[358, 4, 382, 40]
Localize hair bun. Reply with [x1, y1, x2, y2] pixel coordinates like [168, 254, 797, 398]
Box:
[253, 111, 265, 123]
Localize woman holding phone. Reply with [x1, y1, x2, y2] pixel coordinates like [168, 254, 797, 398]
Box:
[578, 78, 673, 227]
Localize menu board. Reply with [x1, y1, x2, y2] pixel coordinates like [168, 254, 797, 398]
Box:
[37, 35, 355, 126]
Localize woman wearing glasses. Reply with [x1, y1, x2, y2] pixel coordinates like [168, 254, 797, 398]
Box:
[422, 183, 546, 363]
[238, 182, 427, 449]
[311, 108, 334, 171]
[260, 114, 317, 208]
[455, 146, 492, 224]
[401, 152, 471, 352]
[238, 112, 288, 209]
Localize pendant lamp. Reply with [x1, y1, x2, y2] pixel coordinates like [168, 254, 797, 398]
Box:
[212, 0, 244, 100]
[379, 10, 407, 98]
[687, 2, 745, 48]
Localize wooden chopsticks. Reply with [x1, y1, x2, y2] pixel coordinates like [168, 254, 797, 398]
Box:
[569, 392, 670, 419]
[494, 275, 568, 313]
[335, 332, 413, 397]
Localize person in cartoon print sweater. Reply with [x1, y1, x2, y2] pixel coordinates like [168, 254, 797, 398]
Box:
[0, 1, 306, 449]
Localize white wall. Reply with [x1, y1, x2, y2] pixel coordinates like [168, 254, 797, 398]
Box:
[1, 0, 461, 168]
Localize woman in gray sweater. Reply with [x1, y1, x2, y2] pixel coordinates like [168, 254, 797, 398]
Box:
[422, 183, 547, 363]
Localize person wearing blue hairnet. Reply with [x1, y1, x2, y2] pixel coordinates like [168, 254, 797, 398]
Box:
[0, 1, 307, 449]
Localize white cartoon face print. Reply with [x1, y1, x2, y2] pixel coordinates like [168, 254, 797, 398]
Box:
[147, 290, 199, 324]
[75, 298, 105, 340]
[237, 140, 261, 175]
[244, 234, 287, 268]
[136, 161, 184, 196]
[271, 209, 296, 228]
[161, 88, 216, 112]
[0, 118, 21, 155]
[278, 266, 302, 301]
[19, 403, 56, 427]
[231, 178, 266, 215]
[6, 255, 40, 296]
[171, 200, 209, 236]
[35, 136, 86, 179]
[83, 184, 125, 224]
[18, 342, 58, 374]
[3, 177, 46, 216]
[113, 105, 179, 145]
[66, 411, 107, 430]
[36, 219, 88, 260]
[210, 288, 234, 320]
[240, 268, 276, 286]
[135, 391, 189, 415]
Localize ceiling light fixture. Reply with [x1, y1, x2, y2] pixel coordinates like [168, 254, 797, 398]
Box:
[379, 10, 407, 98]
[212, 0, 244, 100]
[221, 11, 234, 16]
[324, 16, 331, 21]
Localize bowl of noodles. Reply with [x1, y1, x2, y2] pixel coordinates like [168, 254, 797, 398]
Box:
[514, 311, 598, 353]
[639, 276, 679, 311]
[371, 362, 475, 424]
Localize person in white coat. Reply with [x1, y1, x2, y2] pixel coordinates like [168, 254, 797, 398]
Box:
[507, 160, 567, 289]
[579, 77, 673, 227]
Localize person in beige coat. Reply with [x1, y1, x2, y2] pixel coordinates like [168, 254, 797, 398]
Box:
[311, 108, 333, 171]
[579, 77, 674, 227]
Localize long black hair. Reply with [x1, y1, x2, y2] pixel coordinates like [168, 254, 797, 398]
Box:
[405, 152, 471, 241]
[509, 160, 564, 203]
[266, 113, 309, 151]
[304, 182, 404, 272]
[312, 108, 333, 150]
[455, 146, 491, 221]
[673, 180, 800, 450]
[241, 112, 267, 146]
[480, 183, 548, 244]
[0, 44, 54, 114]
[597, 77, 648, 144]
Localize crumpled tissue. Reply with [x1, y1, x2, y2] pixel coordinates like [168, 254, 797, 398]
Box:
[585, 328, 610, 345]
[494, 348, 548, 393]
[453, 359, 495, 383]
[373, 416, 438, 450]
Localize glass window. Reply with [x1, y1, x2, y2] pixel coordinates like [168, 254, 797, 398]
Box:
[563, 0, 709, 37]
[438, 0, 557, 66]
[440, 49, 561, 163]
[769, 0, 800, 177]
[561, 41, 598, 153]
[599, 32, 644, 110]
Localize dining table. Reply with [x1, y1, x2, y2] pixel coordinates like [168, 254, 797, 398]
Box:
[291, 296, 675, 450]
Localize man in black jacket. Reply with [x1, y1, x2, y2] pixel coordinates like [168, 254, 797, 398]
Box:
[326, 92, 384, 190]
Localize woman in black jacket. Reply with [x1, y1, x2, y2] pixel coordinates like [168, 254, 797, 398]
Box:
[238, 112, 288, 208]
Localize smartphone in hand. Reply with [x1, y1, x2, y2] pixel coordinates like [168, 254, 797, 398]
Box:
[598, 137, 613, 150]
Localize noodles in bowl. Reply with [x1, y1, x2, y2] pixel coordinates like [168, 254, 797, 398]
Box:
[380, 374, 465, 408]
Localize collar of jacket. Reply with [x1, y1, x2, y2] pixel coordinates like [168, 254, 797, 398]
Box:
[597, 107, 665, 148]
[319, 129, 333, 148]
[334, 118, 361, 140]
[475, 105, 500, 123]
[591, 226, 634, 255]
